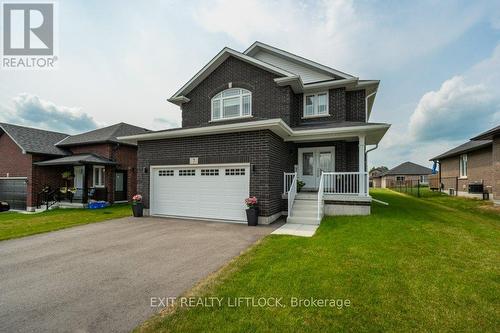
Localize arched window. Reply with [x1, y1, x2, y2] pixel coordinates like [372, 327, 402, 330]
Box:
[211, 88, 252, 121]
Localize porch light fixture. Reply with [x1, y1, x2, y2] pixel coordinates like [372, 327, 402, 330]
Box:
[144, 167, 148, 174]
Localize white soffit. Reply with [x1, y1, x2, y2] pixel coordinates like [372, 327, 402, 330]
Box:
[244, 41, 355, 80]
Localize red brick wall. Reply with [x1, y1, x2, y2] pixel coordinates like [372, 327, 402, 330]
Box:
[69, 144, 113, 158]
[68, 143, 138, 202]
[0, 133, 33, 207]
[113, 145, 138, 201]
[0, 132, 32, 178]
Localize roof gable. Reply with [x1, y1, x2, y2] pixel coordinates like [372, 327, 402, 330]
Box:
[0, 123, 69, 156]
[384, 161, 432, 176]
[430, 140, 492, 161]
[168, 47, 296, 104]
[244, 41, 354, 81]
[56, 123, 150, 147]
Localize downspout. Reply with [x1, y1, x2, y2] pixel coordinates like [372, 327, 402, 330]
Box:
[365, 144, 379, 197]
[365, 91, 377, 121]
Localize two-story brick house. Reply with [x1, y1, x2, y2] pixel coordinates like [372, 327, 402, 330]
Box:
[0, 122, 149, 211]
[120, 42, 390, 224]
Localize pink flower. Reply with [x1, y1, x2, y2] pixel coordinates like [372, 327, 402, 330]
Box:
[245, 196, 258, 208]
[132, 194, 142, 202]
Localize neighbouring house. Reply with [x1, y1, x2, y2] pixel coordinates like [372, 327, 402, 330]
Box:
[369, 167, 386, 188]
[430, 124, 499, 204]
[371, 162, 432, 188]
[119, 42, 390, 224]
[0, 122, 149, 211]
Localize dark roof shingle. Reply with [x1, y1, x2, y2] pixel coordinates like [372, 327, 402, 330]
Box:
[430, 140, 492, 161]
[56, 123, 150, 147]
[34, 153, 116, 166]
[383, 161, 432, 176]
[0, 123, 69, 156]
[470, 125, 500, 141]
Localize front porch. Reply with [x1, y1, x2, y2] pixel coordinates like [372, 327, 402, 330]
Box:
[34, 154, 122, 208]
[282, 134, 372, 224]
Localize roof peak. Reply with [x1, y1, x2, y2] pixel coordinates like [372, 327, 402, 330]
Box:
[0, 122, 69, 136]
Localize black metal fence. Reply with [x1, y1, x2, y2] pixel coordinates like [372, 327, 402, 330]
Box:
[386, 179, 426, 197]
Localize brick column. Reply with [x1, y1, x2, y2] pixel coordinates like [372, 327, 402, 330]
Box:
[358, 135, 366, 196]
[493, 135, 500, 205]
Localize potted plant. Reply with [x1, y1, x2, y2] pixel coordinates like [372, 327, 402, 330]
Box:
[245, 196, 258, 226]
[297, 179, 306, 192]
[132, 194, 143, 217]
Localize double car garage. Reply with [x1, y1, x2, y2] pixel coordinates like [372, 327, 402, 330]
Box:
[150, 164, 250, 222]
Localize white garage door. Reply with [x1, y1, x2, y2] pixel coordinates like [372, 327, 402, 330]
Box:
[151, 164, 250, 222]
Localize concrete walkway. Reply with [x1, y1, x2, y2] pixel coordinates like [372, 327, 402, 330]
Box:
[0, 217, 278, 333]
[271, 223, 319, 237]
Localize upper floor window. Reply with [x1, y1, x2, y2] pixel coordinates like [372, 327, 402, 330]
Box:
[459, 154, 467, 178]
[211, 88, 252, 121]
[303, 92, 328, 118]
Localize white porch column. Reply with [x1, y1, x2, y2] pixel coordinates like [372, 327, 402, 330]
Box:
[358, 135, 366, 196]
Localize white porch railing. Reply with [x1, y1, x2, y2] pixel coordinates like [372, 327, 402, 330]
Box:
[287, 173, 297, 218]
[322, 172, 369, 196]
[283, 172, 296, 193]
[317, 172, 325, 221]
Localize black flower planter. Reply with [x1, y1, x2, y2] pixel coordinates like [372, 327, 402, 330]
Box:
[132, 203, 143, 217]
[246, 207, 258, 226]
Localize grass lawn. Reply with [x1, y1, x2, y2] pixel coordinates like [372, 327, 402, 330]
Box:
[0, 204, 131, 241]
[137, 189, 499, 332]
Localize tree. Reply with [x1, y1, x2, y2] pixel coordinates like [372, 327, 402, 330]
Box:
[370, 166, 388, 172]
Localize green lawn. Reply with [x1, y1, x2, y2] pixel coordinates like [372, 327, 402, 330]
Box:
[0, 204, 132, 241]
[137, 189, 499, 332]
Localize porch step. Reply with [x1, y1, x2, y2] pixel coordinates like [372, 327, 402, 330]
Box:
[287, 216, 320, 225]
[287, 192, 321, 225]
[295, 192, 318, 200]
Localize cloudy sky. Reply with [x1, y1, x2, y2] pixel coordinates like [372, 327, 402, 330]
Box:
[1, 0, 499, 168]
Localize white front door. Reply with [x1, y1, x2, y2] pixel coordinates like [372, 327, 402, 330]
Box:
[73, 166, 85, 199]
[298, 147, 335, 190]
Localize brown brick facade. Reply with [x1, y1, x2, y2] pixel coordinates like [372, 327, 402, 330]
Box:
[439, 146, 493, 194]
[182, 56, 292, 127]
[137, 130, 357, 217]
[181, 56, 367, 129]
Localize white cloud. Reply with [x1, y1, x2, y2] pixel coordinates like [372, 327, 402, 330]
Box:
[0, 94, 98, 134]
[409, 44, 500, 141]
[370, 43, 500, 168]
[194, 0, 493, 74]
[408, 76, 495, 141]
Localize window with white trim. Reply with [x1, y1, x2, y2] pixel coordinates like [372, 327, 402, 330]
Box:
[396, 176, 405, 182]
[93, 166, 105, 187]
[459, 154, 468, 178]
[303, 92, 328, 117]
[211, 88, 252, 121]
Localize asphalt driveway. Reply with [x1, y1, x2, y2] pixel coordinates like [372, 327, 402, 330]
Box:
[0, 217, 279, 333]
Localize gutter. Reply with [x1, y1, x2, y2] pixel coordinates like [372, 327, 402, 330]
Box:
[117, 119, 391, 145]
